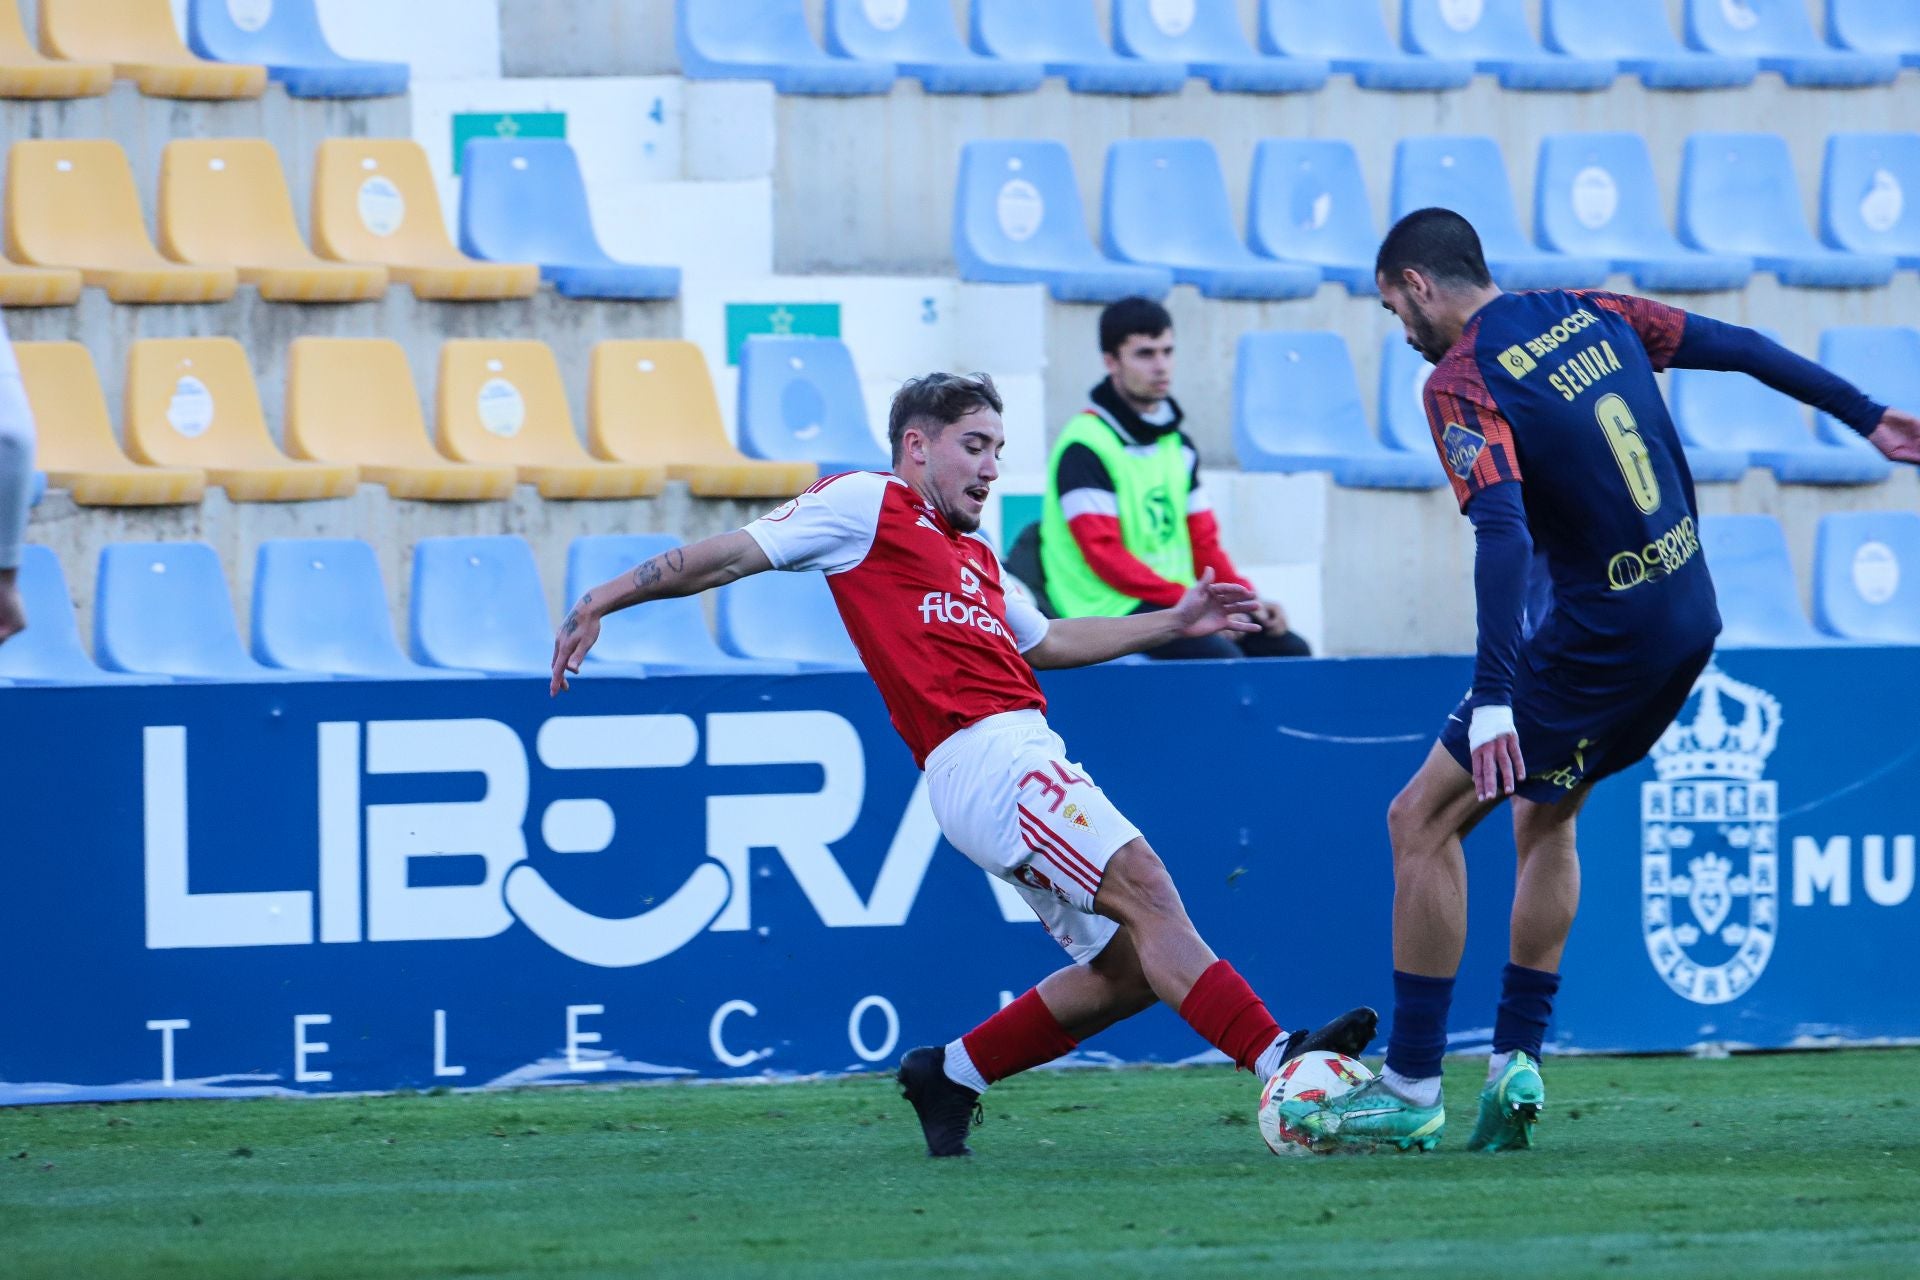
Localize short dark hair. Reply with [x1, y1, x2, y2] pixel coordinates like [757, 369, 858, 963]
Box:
[887, 371, 1003, 466]
[1098, 296, 1173, 355]
[1374, 207, 1493, 290]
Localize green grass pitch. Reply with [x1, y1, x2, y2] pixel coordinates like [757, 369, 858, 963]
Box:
[4, 1050, 1917, 1279]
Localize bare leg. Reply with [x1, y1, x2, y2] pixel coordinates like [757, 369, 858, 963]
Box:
[1090, 839, 1218, 1008]
[1033, 928, 1158, 1042]
[1508, 786, 1590, 972]
[1389, 742, 1501, 978]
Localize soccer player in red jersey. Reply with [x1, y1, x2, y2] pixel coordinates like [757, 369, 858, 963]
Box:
[552, 372, 1374, 1156]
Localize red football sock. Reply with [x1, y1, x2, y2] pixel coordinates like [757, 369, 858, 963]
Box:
[1178, 960, 1283, 1074]
[960, 989, 1079, 1085]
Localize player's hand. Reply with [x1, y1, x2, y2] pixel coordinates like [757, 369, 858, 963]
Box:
[1172, 567, 1261, 638]
[1254, 599, 1289, 635]
[1467, 705, 1526, 802]
[0, 572, 24, 649]
[550, 593, 601, 696]
[1868, 408, 1920, 465]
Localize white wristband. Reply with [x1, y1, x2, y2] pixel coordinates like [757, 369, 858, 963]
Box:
[1468, 705, 1516, 752]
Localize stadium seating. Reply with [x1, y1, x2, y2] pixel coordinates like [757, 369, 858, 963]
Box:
[310, 140, 539, 301]
[6, 140, 237, 304]
[459, 139, 680, 301]
[1815, 326, 1914, 457]
[1826, 0, 1920, 65]
[1401, 0, 1616, 91]
[410, 535, 650, 677]
[0, 546, 160, 685]
[587, 341, 816, 498]
[676, 0, 895, 95]
[1813, 511, 1920, 643]
[1535, 133, 1754, 292]
[186, 0, 407, 98]
[436, 341, 667, 500]
[285, 339, 517, 502]
[1391, 136, 1609, 290]
[1109, 0, 1328, 93]
[95, 541, 316, 680]
[1698, 514, 1845, 648]
[736, 337, 889, 475]
[1246, 139, 1380, 294]
[1680, 133, 1897, 289]
[253, 539, 473, 679]
[565, 535, 798, 675]
[954, 141, 1172, 302]
[38, 0, 265, 98]
[1668, 340, 1893, 485]
[0, 253, 81, 307]
[1820, 133, 1920, 269]
[0, 0, 109, 97]
[1541, 0, 1758, 88]
[823, 0, 1042, 94]
[1376, 338, 1450, 484]
[1682, 0, 1899, 87]
[716, 568, 862, 670]
[1233, 332, 1444, 489]
[125, 338, 360, 501]
[970, 0, 1185, 94]
[1101, 139, 1321, 300]
[158, 139, 388, 303]
[14, 341, 206, 506]
[1257, 0, 1473, 91]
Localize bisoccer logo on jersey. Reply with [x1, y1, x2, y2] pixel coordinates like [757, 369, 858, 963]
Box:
[1640, 665, 1782, 1006]
[1440, 422, 1487, 480]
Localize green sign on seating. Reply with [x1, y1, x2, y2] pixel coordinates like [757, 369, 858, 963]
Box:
[725, 303, 841, 366]
[451, 112, 567, 175]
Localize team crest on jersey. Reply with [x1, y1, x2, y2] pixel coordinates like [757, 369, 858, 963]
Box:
[763, 499, 799, 523]
[1440, 422, 1487, 480]
[1641, 664, 1782, 1006]
[1062, 803, 1095, 835]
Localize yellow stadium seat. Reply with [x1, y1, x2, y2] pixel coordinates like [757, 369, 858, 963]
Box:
[15, 342, 205, 506]
[39, 0, 264, 99]
[159, 140, 387, 303]
[589, 340, 817, 499]
[6, 140, 237, 304]
[287, 339, 517, 502]
[0, 0, 109, 98]
[437, 341, 666, 500]
[312, 140, 539, 301]
[125, 339, 358, 502]
[0, 253, 82, 307]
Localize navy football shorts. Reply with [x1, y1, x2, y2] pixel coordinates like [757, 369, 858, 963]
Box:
[1439, 644, 1714, 804]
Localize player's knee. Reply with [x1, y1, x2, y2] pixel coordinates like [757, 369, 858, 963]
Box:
[1095, 842, 1187, 929]
[1386, 785, 1435, 853]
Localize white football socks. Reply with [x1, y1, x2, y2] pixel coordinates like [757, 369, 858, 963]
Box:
[943, 1038, 988, 1095]
[1252, 1033, 1290, 1083]
[1381, 1066, 1443, 1109]
[1488, 1051, 1512, 1082]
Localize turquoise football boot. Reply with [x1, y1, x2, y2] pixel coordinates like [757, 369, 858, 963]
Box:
[1467, 1051, 1545, 1152]
[1277, 1076, 1445, 1153]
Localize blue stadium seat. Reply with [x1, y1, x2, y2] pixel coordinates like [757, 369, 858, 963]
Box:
[1541, 0, 1758, 89]
[1680, 134, 1897, 289]
[1402, 0, 1616, 90]
[954, 141, 1173, 302]
[1102, 139, 1321, 300]
[1233, 332, 1444, 489]
[824, 0, 1041, 93]
[411, 536, 650, 678]
[186, 0, 407, 98]
[1669, 334, 1893, 485]
[1827, 0, 1920, 66]
[676, 0, 895, 94]
[566, 535, 797, 676]
[1391, 136, 1609, 290]
[970, 0, 1185, 94]
[737, 337, 889, 475]
[717, 568, 862, 670]
[1699, 514, 1846, 648]
[1813, 511, 1920, 643]
[1536, 133, 1753, 293]
[1257, 0, 1473, 90]
[0, 546, 161, 685]
[1247, 139, 1380, 294]
[1816, 325, 1914, 452]
[1683, 0, 1899, 86]
[1375, 338, 1451, 485]
[1821, 133, 1920, 270]
[459, 139, 680, 300]
[96, 542, 316, 682]
[253, 539, 474, 680]
[1111, 0, 1328, 93]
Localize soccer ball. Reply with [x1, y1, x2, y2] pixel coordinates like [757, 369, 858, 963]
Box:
[1257, 1050, 1374, 1156]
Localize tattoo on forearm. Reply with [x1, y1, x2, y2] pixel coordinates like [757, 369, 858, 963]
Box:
[666, 547, 685, 573]
[631, 557, 664, 591]
[561, 592, 591, 637]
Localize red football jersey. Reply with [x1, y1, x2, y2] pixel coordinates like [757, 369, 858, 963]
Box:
[743, 471, 1051, 767]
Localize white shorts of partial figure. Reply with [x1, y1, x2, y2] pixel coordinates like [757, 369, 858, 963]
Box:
[925, 710, 1141, 965]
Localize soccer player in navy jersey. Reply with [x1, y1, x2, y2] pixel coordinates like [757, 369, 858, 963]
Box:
[1284, 209, 1920, 1153]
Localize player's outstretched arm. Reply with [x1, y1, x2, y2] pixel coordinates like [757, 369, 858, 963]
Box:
[1867, 407, 1920, 464]
[550, 530, 773, 695]
[1025, 568, 1259, 670]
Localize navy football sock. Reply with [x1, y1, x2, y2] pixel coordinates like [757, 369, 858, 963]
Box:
[1385, 969, 1455, 1082]
[1492, 962, 1561, 1060]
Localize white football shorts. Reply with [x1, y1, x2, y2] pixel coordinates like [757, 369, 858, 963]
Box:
[925, 710, 1141, 964]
